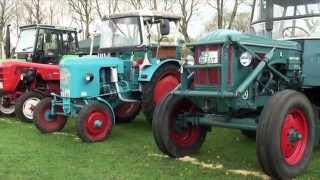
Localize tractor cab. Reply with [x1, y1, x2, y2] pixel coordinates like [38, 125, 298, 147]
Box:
[12, 25, 79, 64]
[99, 11, 183, 64]
[251, 0, 320, 39]
[252, 0, 320, 86]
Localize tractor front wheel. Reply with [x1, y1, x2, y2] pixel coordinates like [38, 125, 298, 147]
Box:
[152, 94, 207, 157]
[77, 102, 114, 143]
[34, 98, 67, 133]
[114, 102, 141, 123]
[15, 91, 44, 122]
[256, 90, 315, 179]
[142, 64, 180, 123]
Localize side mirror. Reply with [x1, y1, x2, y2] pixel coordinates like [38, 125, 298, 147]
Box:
[160, 19, 170, 36]
[4, 25, 11, 58]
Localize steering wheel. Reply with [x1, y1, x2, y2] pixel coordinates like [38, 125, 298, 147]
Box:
[282, 26, 310, 38]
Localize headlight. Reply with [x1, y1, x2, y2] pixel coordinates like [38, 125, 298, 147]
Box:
[84, 73, 94, 83]
[185, 55, 195, 65]
[240, 52, 253, 67]
[60, 68, 71, 86]
[199, 51, 219, 64]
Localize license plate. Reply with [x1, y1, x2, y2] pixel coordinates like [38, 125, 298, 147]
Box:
[0, 82, 3, 89]
[199, 51, 219, 64]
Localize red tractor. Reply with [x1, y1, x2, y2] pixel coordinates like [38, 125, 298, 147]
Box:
[0, 24, 80, 122]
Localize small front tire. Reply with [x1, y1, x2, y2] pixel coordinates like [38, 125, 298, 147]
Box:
[153, 94, 207, 157]
[257, 90, 315, 179]
[34, 98, 67, 133]
[77, 102, 114, 143]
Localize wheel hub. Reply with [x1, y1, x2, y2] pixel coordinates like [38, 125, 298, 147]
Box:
[23, 98, 41, 119]
[94, 120, 103, 128]
[281, 108, 308, 165]
[288, 128, 302, 143]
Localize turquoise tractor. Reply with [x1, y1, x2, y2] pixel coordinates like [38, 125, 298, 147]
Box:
[153, 0, 320, 179]
[34, 11, 183, 143]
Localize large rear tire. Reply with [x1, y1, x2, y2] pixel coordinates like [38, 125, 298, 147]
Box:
[15, 91, 44, 122]
[34, 98, 67, 133]
[114, 102, 141, 123]
[256, 90, 315, 179]
[77, 102, 114, 143]
[152, 94, 207, 157]
[142, 64, 180, 123]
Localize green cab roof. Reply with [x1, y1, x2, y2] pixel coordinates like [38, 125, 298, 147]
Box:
[190, 29, 301, 51]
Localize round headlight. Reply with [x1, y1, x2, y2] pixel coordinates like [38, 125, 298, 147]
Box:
[85, 73, 94, 82]
[186, 55, 195, 66]
[240, 52, 253, 67]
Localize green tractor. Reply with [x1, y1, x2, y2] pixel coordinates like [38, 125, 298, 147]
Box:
[33, 11, 183, 142]
[153, 0, 320, 179]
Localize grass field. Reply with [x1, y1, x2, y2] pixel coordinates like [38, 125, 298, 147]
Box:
[0, 114, 319, 180]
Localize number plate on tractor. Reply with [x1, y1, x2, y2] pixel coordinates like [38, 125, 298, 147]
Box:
[199, 51, 219, 64]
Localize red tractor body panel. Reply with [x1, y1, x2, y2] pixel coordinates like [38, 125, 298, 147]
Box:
[0, 60, 60, 93]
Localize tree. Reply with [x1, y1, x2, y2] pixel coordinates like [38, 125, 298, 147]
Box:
[177, 0, 200, 42]
[68, 0, 94, 39]
[95, 0, 119, 19]
[207, 0, 251, 29]
[0, 0, 14, 58]
[23, 0, 45, 24]
[205, 11, 251, 33]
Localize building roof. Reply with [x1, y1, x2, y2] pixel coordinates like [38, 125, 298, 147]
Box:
[20, 24, 77, 32]
[104, 10, 181, 21]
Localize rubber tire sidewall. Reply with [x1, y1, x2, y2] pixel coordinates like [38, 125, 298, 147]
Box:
[153, 94, 207, 158]
[15, 91, 44, 122]
[77, 102, 114, 143]
[142, 64, 180, 123]
[34, 97, 67, 133]
[257, 90, 315, 179]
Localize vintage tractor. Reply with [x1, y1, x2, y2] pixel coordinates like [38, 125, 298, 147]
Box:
[0, 25, 80, 122]
[153, 0, 320, 179]
[33, 11, 183, 142]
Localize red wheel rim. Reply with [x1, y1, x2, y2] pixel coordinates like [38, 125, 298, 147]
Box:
[38, 103, 66, 132]
[280, 108, 309, 165]
[153, 72, 180, 105]
[85, 111, 112, 141]
[169, 99, 201, 147]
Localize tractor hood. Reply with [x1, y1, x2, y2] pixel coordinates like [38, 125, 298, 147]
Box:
[190, 29, 301, 51]
[59, 56, 126, 98]
[60, 56, 125, 73]
[0, 60, 60, 93]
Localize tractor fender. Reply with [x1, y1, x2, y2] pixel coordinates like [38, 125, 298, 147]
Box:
[96, 97, 116, 124]
[139, 59, 180, 82]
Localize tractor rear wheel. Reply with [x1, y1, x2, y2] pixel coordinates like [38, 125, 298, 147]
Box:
[0, 96, 15, 115]
[34, 98, 67, 133]
[142, 64, 180, 123]
[77, 102, 114, 143]
[15, 91, 44, 122]
[153, 94, 207, 157]
[256, 90, 315, 179]
[114, 102, 141, 123]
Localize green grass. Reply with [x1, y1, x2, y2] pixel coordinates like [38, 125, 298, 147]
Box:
[0, 114, 319, 180]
